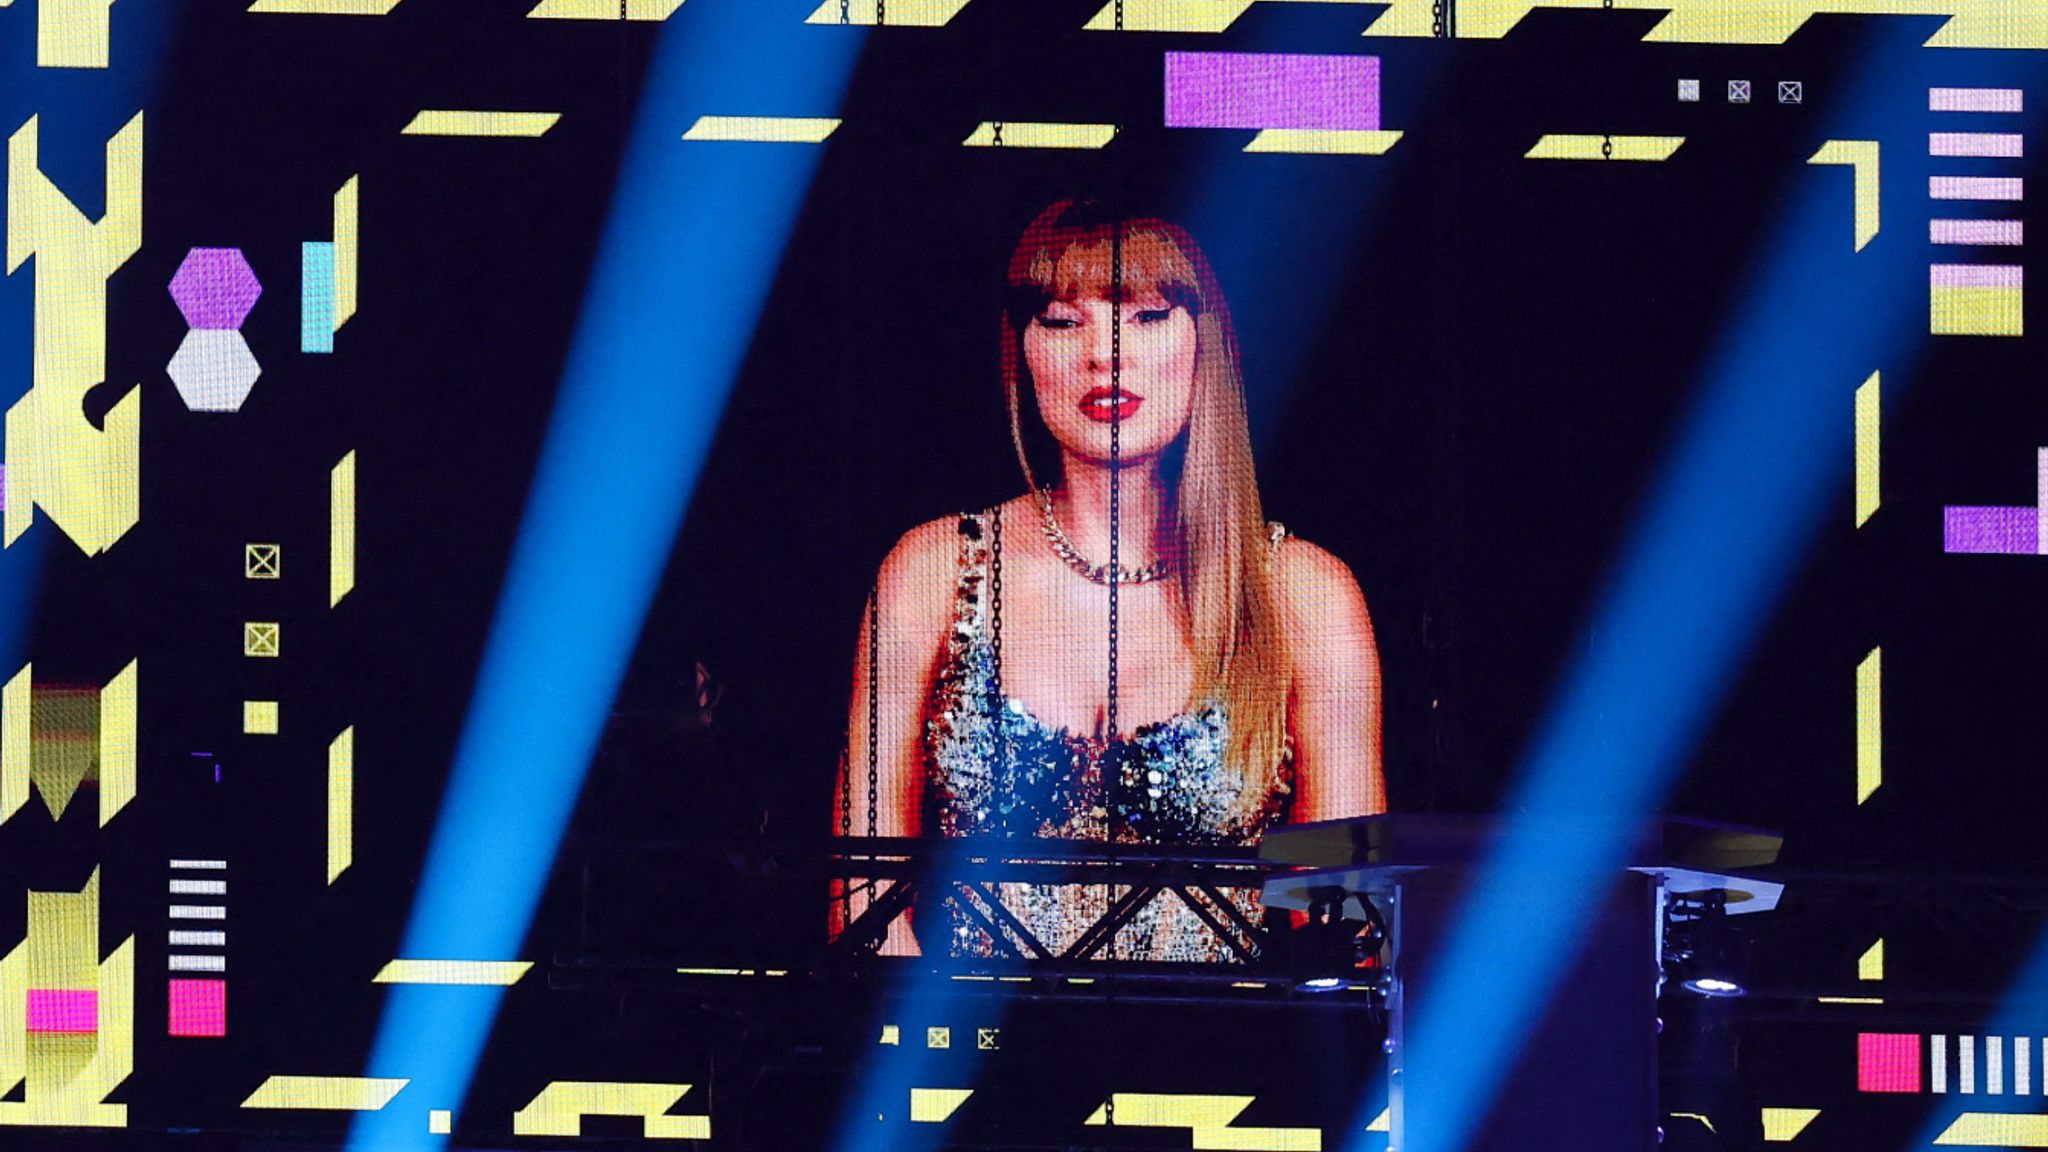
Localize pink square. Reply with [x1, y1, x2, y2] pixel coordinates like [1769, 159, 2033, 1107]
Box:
[1858, 1032, 1922, 1092]
[168, 979, 226, 1037]
[25, 989, 97, 1033]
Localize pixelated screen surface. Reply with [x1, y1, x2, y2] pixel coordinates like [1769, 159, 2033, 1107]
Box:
[0, 1, 2043, 1147]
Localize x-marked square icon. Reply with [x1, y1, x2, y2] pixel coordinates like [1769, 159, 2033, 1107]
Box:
[1778, 81, 1803, 104]
[976, 1028, 1000, 1050]
[1729, 80, 1752, 103]
[244, 622, 280, 658]
[926, 1026, 951, 1049]
[245, 543, 280, 579]
[1677, 79, 1700, 102]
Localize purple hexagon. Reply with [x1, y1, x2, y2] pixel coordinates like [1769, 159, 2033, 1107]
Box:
[169, 247, 262, 330]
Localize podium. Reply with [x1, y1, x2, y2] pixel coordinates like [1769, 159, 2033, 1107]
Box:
[1261, 816, 1782, 1152]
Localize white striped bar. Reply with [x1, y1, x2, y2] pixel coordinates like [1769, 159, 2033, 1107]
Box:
[169, 930, 226, 947]
[1931, 176, 2024, 201]
[1935, 1034, 1950, 1093]
[169, 905, 227, 920]
[169, 955, 226, 973]
[1930, 132, 2023, 158]
[1931, 88, 2024, 114]
[2021, 1037, 2034, 1096]
[169, 859, 228, 870]
[1990, 1036, 2005, 1094]
[1962, 1036, 1977, 1094]
[1931, 219, 2023, 246]
[170, 879, 226, 895]
[1932, 264, 2023, 288]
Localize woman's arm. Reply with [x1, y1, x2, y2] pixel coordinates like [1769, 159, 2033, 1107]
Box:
[1277, 538, 1386, 822]
[830, 517, 959, 953]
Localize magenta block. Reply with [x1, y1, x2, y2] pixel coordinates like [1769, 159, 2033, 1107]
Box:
[25, 989, 97, 1033]
[168, 978, 226, 1037]
[1943, 506, 2037, 555]
[1857, 1033, 1922, 1093]
[169, 248, 263, 330]
[1165, 52, 1381, 131]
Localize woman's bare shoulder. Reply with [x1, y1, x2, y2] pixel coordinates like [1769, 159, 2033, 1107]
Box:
[1272, 534, 1376, 650]
[874, 513, 975, 625]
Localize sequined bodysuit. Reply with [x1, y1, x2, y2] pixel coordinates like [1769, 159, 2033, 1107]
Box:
[924, 512, 1290, 962]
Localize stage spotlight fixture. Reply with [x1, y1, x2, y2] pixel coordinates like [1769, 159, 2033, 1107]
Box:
[1664, 890, 1753, 999]
[1288, 885, 1385, 992]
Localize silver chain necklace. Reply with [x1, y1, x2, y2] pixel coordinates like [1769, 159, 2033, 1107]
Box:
[1036, 490, 1171, 586]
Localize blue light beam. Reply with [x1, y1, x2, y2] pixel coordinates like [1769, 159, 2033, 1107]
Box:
[347, 8, 865, 1148]
[1370, 50, 1930, 1152]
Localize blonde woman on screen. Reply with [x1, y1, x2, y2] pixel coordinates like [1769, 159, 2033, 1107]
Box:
[838, 198, 1383, 961]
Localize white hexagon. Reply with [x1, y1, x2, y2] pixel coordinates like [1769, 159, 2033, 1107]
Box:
[167, 329, 261, 412]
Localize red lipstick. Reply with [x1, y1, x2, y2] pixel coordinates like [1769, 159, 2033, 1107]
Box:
[1080, 387, 1142, 423]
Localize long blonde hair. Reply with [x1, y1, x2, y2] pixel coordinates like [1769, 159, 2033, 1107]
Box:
[999, 199, 1289, 799]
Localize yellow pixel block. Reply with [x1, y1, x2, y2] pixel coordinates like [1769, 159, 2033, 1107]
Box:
[331, 451, 355, 606]
[371, 960, 532, 985]
[1762, 1107, 1820, 1141]
[1244, 130, 1403, 155]
[1085, 1094, 1321, 1151]
[1855, 648, 1879, 805]
[513, 1082, 709, 1139]
[401, 111, 561, 138]
[98, 661, 134, 826]
[38, 0, 115, 68]
[5, 113, 143, 556]
[803, 0, 973, 24]
[1859, 938, 1884, 980]
[333, 176, 358, 330]
[1931, 284, 2024, 337]
[529, 0, 687, 16]
[244, 701, 278, 735]
[249, 0, 404, 13]
[963, 122, 1117, 149]
[242, 1076, 407, 1110]
[429, 1109, 452, 1133]
[0, 871, 134, 1128]
[1526, 135, 1685, 161]
[1808, 142, 1880, 253]
[911, 1088, 972, 1123]
[1854, 372, 1879, 526]
[683, 117, 841, 143]
[329, 727, 353, 883]
[1085, 1, 1378, 34]
[1933, 1113, 2048, 1145]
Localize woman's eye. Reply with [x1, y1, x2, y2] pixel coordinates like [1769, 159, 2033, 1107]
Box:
[1134, 308, 1173, 323]
[1035, 314, 1078, 329]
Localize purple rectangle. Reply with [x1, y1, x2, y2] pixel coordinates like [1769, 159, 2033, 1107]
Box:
[1931, 219, 2024, 246]
[26, 989, 97, 1033]
[1930, 88, 2023, 114]
[1931, 176, 2024, 201]
[1932, 264, 2023, 289]
[1929, 132, 2024, 158]
[1944, 506, 2037, 555]
[1165, 52, 1380, 131]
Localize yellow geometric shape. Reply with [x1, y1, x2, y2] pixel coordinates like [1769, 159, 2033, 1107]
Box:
[682, 117, 841, 144]
[1932, 285, 2024, 337]
[880, 1024, 900, 1045]
[1808, 141, 1880, 253]
[29, 684, 95, 820]
[1815, 995, 1884, 1004]
[244, 701, 278, 736]
[245, 543, 282, 579]
[1085, 1094, 1321, 1151]
[1382, 1, 2048, 49]
[333, 176, 358, 330]
[331, 450, 355, 607]
[962, 122, 1117, 149]
[97, 660, 135, 826]
[401, 111, 561, 138]
[1366, 1107, 1390, 1132]
[976, 1027, 999, 1050]
[0, 871, 133, 1127]
[529, 0, 687, 16]
[803, 0, 973, 23]
[911, 1088, 973, 1123]
[241, 1076, 408, 1110]
[1859, 938, 1884, 981]
[372, 960, 533, 985]
[1525, 135, 1685, 161]
[1084, 1, 1378, 34]
[1856, 648, 1880, 805]
[243, 623, 280, 658]
[1244, 129, 1403, 155]
[926, 1026, 950, 1049]
[249, 0, 405, 12]
[1854, 372, 1880, 527]
[512, 1082, 708, 1139]
[38, 0, 115, 68]
[328, 727, 353, 884]
[429, 1109, 452, 1134]
[1, 665, 27, 823]
[1934, 1113, 2048, 1146]
[5, 112, 144, 556]
[1762, 1107, 1821, 1141]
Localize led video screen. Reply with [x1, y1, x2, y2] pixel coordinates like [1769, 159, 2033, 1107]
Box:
[2, 1, 2045, 1149]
